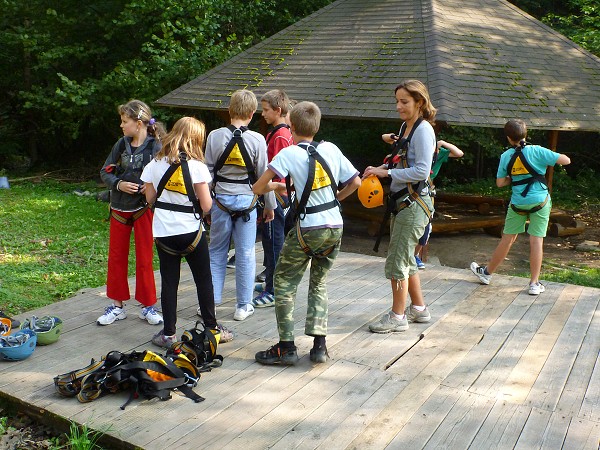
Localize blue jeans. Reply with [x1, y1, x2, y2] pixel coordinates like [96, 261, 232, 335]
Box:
[260, 202, 285, 294]
[209, 194, 257, 307]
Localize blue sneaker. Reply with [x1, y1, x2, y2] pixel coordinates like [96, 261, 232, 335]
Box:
[415, 255, 425, 270]
[252, 291, 275, 308]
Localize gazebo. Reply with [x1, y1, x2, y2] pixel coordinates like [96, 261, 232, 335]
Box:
[156, 0, 600, 132]
[156, 0, 600, 235]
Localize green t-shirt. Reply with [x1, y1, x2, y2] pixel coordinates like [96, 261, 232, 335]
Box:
[431, 147, 450, 179]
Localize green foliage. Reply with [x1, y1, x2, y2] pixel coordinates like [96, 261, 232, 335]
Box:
[0, 0, 333, 169]
[0, 416, 9, 435]
[55, 421, 110, 450]
[0, 180, 157, 314]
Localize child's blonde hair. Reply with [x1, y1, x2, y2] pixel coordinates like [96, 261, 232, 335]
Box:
[156, 117, 206, 164]
[118, 99, 166, 139]
[289, 101, 321, 137]
[229, 90, 258, 120]
[261, 89, 290, 116]
[394, 80, 437, 126]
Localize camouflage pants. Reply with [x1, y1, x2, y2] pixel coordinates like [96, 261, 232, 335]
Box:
[274, 227, 343, 341]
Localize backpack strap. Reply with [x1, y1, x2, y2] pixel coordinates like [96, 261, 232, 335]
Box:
[506, 143, 548, 197]
[212, 125, 257, 187]
[265, 123, 290, 146]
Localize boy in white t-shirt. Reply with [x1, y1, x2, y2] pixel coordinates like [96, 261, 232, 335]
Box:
[252, 101, 360, 365]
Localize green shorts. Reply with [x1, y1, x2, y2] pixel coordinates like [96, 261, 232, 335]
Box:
[385, 196, 433, 281]
[504, 197, 552, 237]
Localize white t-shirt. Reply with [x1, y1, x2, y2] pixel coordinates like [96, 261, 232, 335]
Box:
[141, 157, 211, 237]
[269, 141, 359, 230]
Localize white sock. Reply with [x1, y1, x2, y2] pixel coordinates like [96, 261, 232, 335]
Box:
[413, 304, 426, 312]
[390, 311, 405, 320]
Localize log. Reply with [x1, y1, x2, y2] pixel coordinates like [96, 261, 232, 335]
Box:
[435, 192, 506, 206]
[549, 220, 585, 237]
[432, 216, 505, 234]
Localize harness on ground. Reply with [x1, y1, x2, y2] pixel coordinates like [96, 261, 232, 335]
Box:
[285, 141, 340, 258]
[169, 321, 223, 372]
[153, 153, 204, 256]
[505, 141, 550, 215]
[54, 349, 204, 410]
[212, 125, 262, 223]
[373, 118, 434, 252]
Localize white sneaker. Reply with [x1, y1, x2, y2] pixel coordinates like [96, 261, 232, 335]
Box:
[233, 304, 254, 321]
[97, 305, 127, 326]
[470, 262, 491, 285]
[139, 306, 163, 325]
[528, 282, 546, 295]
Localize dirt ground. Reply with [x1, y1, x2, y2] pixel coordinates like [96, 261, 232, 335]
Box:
[340, 205, 600, 276]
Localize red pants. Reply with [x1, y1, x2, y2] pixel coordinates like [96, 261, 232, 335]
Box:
[106, 208, 156, 306]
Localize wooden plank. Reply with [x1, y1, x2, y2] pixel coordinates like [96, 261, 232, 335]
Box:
[524, 286, 599, 411]
[562, 417, 600, 450]
[513, 407, 553, 449]
[499, 284, 583, 405]
[468, 400, 530, 449]
[420, 389, 495, 449]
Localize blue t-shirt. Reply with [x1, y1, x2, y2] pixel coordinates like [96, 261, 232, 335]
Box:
[497, 144, 560, 205]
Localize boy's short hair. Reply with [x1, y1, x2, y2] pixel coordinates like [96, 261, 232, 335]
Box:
[504, 119, 527, 142]
[289, 101, 321, 137]
[229, 89, 258, 120]
[261, 89, 290, 116]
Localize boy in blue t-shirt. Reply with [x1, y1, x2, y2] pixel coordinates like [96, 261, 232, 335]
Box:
[471, 119, 570, 295]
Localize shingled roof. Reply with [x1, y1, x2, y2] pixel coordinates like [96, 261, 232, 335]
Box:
[156, 0, 600, 131]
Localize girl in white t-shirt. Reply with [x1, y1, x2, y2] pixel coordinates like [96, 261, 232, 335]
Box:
[141, 117, 233, 348]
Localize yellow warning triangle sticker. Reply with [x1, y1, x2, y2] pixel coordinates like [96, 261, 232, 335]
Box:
[165, 166, 187, 195]
[511, 156, 529, 176]
[312, 162, 331, 190]
[224, 143, 247, 167]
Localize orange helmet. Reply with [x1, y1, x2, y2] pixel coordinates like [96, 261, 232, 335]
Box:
[358, 176, 384, 208]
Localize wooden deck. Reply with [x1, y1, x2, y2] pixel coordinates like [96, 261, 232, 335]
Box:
[1, 250, 599, 449]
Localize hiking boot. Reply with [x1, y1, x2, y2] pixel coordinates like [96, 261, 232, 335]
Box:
[470, 262, 491, 285]
[97, 305, 127, 326]
[255, 343, 298, 365]
[528, 282, 546, 295]
[226, 254, 236, 269]
[415, 255, 425, 270]
[151, 330, 177, 348]
[252, 291, 275, 308]
[233, 304, 254, 321]
[0, 311, 20, 329]
[309, 346, 329, 363]
[369, 311, 409, 333]
[405, 304, 431, 323]
[138, 306, 163, 325]
[215, 324, 234, 343]
[255, 268, 267, 283]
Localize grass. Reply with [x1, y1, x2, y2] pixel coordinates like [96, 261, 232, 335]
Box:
[1, 176, 598, 316]
[0, 179, 157, 315]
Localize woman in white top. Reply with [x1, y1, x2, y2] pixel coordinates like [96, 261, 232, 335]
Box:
[141, 117, 233, 347]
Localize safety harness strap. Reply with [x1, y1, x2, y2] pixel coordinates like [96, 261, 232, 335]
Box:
[510, 194, 549, 215]
[155, 228, 203, 257]
[374, 119, 429, 252]
[214, 195, 262, 223]
[289, 142, 340, 258]
[154, 154, 202, 220]
[111, 205, 149, 226]
[265, 123, 290, 146]
[212, 125, 257, 187]
[506, 143, 548, 197]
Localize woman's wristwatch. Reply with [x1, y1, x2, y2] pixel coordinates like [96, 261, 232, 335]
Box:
[388, 169, 392, 178]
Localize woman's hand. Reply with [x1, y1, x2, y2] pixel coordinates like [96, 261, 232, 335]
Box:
[363, 164, 387, 179]
[382, 133, 399, 145]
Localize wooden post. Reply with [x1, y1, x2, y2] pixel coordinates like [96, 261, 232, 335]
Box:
[546, 130, 559, 193]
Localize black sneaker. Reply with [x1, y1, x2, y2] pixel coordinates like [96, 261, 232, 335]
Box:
[0, 311, 20, 329]
[255, 268, 266, 283]
[226, 255, 236, 269]
[255, 343, 298, 365]
[309, 346, 328, 363]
